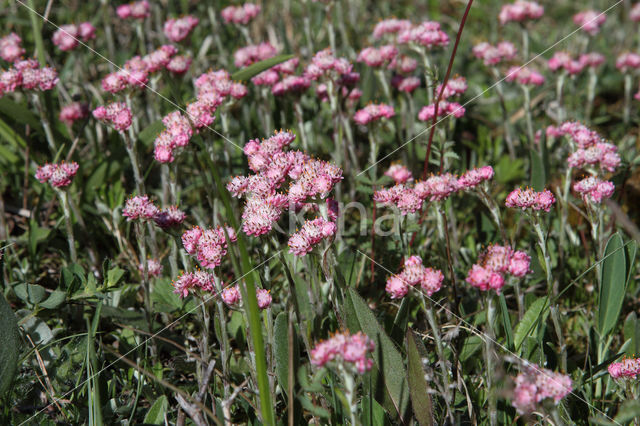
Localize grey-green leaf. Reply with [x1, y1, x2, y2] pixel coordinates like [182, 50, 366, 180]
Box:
[273, 312, 290, 395]
[0, 293, 20, 395]
[614, 399, 640, 423]
[39, 290, 66, 309]
[406, 329, 433, 426]
[231, 54, 295, 81]
[143, 395, 168, 425]
[598, 234, 627, 337]
[514, 297, 548, 351]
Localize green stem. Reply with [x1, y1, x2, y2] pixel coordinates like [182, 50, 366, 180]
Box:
[58, 189, 77, 263]
[521, 85, 535, 146]
[485, 293, 497, 426]
[423, 298, 453, 420]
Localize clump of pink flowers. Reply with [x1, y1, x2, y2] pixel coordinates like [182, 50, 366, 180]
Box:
[311, 331, 375, 373]
[385, 255, 444, 299]
[234, 42, 277, 68]
[466, 244, 531, 293]
[153, 206, 187, 229]
[0, 33, 25, 63]
[616, 53, 640, 73]
[511, 365, 572, 414]
[505, 66, 545, 86]
[573, 176, 615, 204]
[458, 166, 494, 190]
[397, 21, 449, 49]
[0, 59, 58, 96]
[271, 75, 311, 96]
[288, 217, 336, 256]
[59, 102, 89, 125]
[573, 10, 606, 35]
[221, 285, 272, 309]
[304, 49, 353, 81]
[166, 55, 192, 75]
[549, 121, 620, 172]
[353, 102, 395, 125]
[116, 0, 150, 20]
[93, 102, 133, 132]
[101, 45, 179, 93]
[505, 187, 556, 212]
[139, 259, 163, 277]
[172, 270, 215, 298]
[154, 111, 196, 163]
[608, 357, 640, 380]
[164, 15, 199, 43]
[182, 225, 237, 269]
[372, 19, 412, 40]
[122, 195, 159, 221]
[548, 52, 585, 76]
[499, 1, 544, 25]
[472, 41, 517, 66]
[52, 22, 96, 51]
[221, 3, 261, 25]
[384, 164, 413, 184]
[436, 76, 467, 99]
[356, 45, 398, 68]
[35, 162, 79, 188]
[417, 100, 465, 122]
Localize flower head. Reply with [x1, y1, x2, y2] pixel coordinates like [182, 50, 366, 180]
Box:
[311, 331, 375, 373]
[499, 1, 544, 25]
[512, 365, 572, 414]
[573, 10, 606, 35]
[35, 162, 79, 188]
[0, 33, 25, 62]
[122, 195, 158, 221]
[164, 15, 199, 42]
[505, 187, 555, 212]
[221, 3, 261, 25]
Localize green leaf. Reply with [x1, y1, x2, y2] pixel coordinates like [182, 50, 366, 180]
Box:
[138, 119, 164, 147]
[14, 283, 46, 305]
[615, 400, 640, 424]
[498, 293, 514, 351]
[530, 149, 546, 191]
[39, 290, 66, 309]
[361, 396, 387, 426]
[459, 335, 482, 362]
[514, 297, 548, 351]
[231, 54, 295, 81]
[345, 288, 410, 422]
[0, 293, 20, 395]
[598, 234, 627, 337]
[143, 395, 168, 425]
[273, 312, 290, 396]
[406, 330, 433, 426]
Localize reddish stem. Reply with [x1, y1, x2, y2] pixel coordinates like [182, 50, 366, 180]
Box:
[421, 0, 475, 179]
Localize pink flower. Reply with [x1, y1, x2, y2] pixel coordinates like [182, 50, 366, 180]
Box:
[271, 75, 311, 96]
[417, 101, 465, 121]
[573, 176, 615, 204]
[357, 45, 397, 67]
[473, 41, 517, 66]
[304, 49, 353, 80]
[182, 226, 203, 254]
[394, 76, 420, 93]
[222, 285, 241, 306]
[221, 3, 261, 25]
[579, 52, 605, 68]
[384, 164, 413, 184]
[166, 55, 192, 75]
[153, 206, 186, 229]
[172, 270, 215, 298]
[35, 161, 79, 188]
[458, 166, 494, 189]
[418, 173, 461, 201]
[499, 1, 544, 25]
[353, 102, 395, 125]
[573, 10, 606, 35]
[609, 357, 640, 380]
[385, 256, 444, 298]
[505, 66, 545, 86]
[101, 72, 128, 93]
[567, 142, 620, 172]
[288, 217, 336, 256]
[117, 1, 150, 20]
[616, 53, 640, 72]
[234, 42, 278, 67]
[122, 195, 158, 221]
[466, 244, 531, 293]
[396, 55, 418, 74]
[311, 331, 375, 373]
[436, 76, 467, 99]
[372, 19, 412, 39]
[508, 251, 531, 277]
[548, 52, 585, 76]
[505, 187, 555, 212]
[385, 275, 409, 299]
[52, 24, 79, 51]
[139, 259, 163, 277]
[0, 33, 25, 62]
[256, 288, 272, 309]
[93, 102, 132, 132]
[59, 102, 89, 125]
[632, 3, 640, 23]
[163, 15, 199, 42]
[512, 366, 572, 414]
[397, 21, 449, 48]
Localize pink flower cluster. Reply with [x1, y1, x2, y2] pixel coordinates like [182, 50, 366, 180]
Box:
[353, 102, 395, 125]
[616, 53, 640, 73]
[35, 162, 79, 188]
[304, 49, 353, 81]
[466, 244, 531, 293]
[288, 217, 336, 256]
[357, 45, 398, 68]
[499, 1, 544, 25]
[116, 0, 150, 20]
[234, 42, 277, 68]
[221, 3, 261, 25]
[252, 57, 299, 87]
[384, 164, 413, 184]
[0, 59, 58, 97]
[505, 66, 545, 86]
[59, 102, 89, 125]
[573, 176, 615, 204]
[311, 331, 375, 373]
[153, 206, 187, 229]
[139, 259, 163, 277]
[122, 195, 159, 221]
[52, 22, 96, 51]
[472, 41, 517, 66]
[458, 166, 495, 189]
[505, 187, 556, 212]
[182, 225, 237, 269]
[579, 52, 605, 69]
[435, 76, 467, 99]
[166, 55, 192, 75]
[228, 130, 342, 236]
[154, 111, 195, 163]
[0, 33, 25, 62]
[372, 19, 412, 40]
[93, 102, 133, 132]
[608, 357, 640, 380]
[392, 75, 420, 93]
[573, 10, 606, 35]
[385, 256, 443, 299]
[164, 15, 199, 43]
[271, 75, 311, 96]
[374, 173, 459, 215]
[418, 100, 465, 122]
[632, 3, 640, 23]
[397, 21, 449, 49]
[221, 285, 272, 309]
[195, 68, 248, 100]
[549, 122, 620, 172]
[548, 52, 585, 76]
[512, 365, 572, 414]
[101, 45, 179, 93]
[172, 270, 215, 298]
